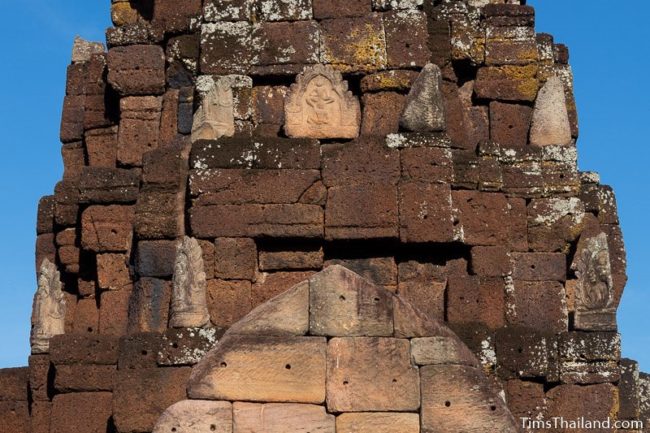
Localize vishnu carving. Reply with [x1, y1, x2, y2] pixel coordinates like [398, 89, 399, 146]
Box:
[30, 259, 66, 354]
[191, 79, 235, 143]
[170, 236, 210, 328]
[285, 64, 360, 139]
[571, 233, 616, 330]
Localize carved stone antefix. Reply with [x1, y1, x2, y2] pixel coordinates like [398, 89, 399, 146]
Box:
[170, 236, 210, 328]
[191, 78, 235, 143]
[30, 259, 66, 354]
[571, 233, 617, 331]
[284, 64, 361, 139]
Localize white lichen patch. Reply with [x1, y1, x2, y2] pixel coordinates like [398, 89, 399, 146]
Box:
[579, 171, 601, 184]
[204, 0, 252, 22]
[372, 0, 423, 10]
[258, 0, 313, 21]
[480, 338, 497, 368]
[531, 197, 585, 227]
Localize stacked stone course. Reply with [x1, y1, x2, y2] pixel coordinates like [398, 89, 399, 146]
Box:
[1, 0, 648, 432]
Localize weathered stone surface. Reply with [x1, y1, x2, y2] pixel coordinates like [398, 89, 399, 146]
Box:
[118, 96, 163, 167]
[29, 355, 51, 402]
[206, 279, 252, 328]
[107, 45, 165, 96]
[85, 127, 118, 168]
[81, 205, 135, 252]
[313, 0, 370, 18]
[471, 246, 511, 277]
[336, 413, 419, 433]
[152, 0, 202, 33]
[53, 364, 115, 392]
[260, 248, 324, 271]
[399, 181, 454, 243]
[0, 368, 27, 401]
[411, 336, 479, 367]
[327, 337, 420, 412]
[393, 295, 453, 339]
[99, 287, 132, 336]
[252, 271, 315, 306]
[158, 327, 223, 367]
[527, 197, 585, 252]
[170, 237, 210, 328]
[545, 384, 618, 430]
[619, 358, 640, 420]
[200, 22, 255, 74]
[190, 204, 323, 238]
[226, 280, 309, 336]
[50, 393, 112, 433]
[128, 278, 172, 333]
[49, 334, 119, 365]
[384, 10, 430, 68]
[114, 367, 191, 433]
[30, 259, 66, 354]
[510, 280, 568, 333]
[234, 402, 335, 433]
[421, 365, 518, 433]
[153, 400, 232, 433]
[322, 138, 400, 186]
[474, 65, 539, 102]
[530, 76, 572, 146]
[360, 92, 405, 136]
[309, 265, 393, 337]
[285, 64, 360, 139]
[400, 64, 446, 132]
[319, 15, 387, 71]
[256, 0, 313, 21]
[79, 167, 140, 204]
[188, 335, 327, 403]
[97, 253, 130, 290]
[511, 252, 567, 281]
[214, 237, 257, 280]
[71, 36, 104, 63]
[397, 260, 446, 321]
[325, 257, 397, 289]
[495, 329, 557, 379]
[452, 191, 514, 246]
[489, 102, 532, 146]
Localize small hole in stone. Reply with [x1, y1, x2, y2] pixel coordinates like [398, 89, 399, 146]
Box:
[517, 347, 523, 354]
[141, 350, 148, 356]
[339, 295, 346, 301]
[171, 428, 177, 433]
[172, 342, 179, 349]
[343, 381, 349, 386]
[530, 264, 536, 270]
[490, 405, 497, 411]
[445, 401, 451, 407]
[392, 378, 397, 383]
[210, 425, 217, 431]
[285, 364, 292, 370]
[220, 362, 227, 368]
[373, 297, 380, 302]
[87, 327, 93, 333]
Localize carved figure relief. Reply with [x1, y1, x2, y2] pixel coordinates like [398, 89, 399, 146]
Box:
[285, 64, 361, 139]
[30, 259, 66, 354]
[191, 79, 235, 143]
[571, 233, 616, 330]
[170, 236, 210, 328]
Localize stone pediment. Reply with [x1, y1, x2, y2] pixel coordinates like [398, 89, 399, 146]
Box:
[153, 265, 518, 433]
[284, 65, 361, 139]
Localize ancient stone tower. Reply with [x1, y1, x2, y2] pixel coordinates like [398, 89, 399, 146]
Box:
[0, 0, 647, 432]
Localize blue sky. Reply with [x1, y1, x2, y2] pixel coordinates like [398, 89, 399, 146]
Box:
[0, 1, 648, 370]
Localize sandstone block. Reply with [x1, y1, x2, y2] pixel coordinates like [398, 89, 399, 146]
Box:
[510, 280, 567, 333]
[399, 181, 454, 243]
[99, 287, 132, 336]
[72, 298, 100, 334]
[188, 335, 327, 403]
[310, 265, 393, 337]
[252, 271, 315, 306]
[153, 400, 232, 433]
[85, 127, 118, 168]
[118, 96, 163, 167]
[226, 280, 309, 337]
[50, 393, 112, 433]
[203, 0, 252, 21]
[107, 45, 165, 95]
[325, 257, 397, 288]
[503, 379, 545, 421]
[452, 191, 513, 246]
[260, 248, 324, 271]
[361, 70, 418, 92]
[486, 38, 538, 66]
[527, 197, 585, 252]
[212, 237, 257, 280]
[319, 15, 387, 71]
[400, 146, 453, 183]
[327, 337, 420, 412]
[447, 264, 505, 330]
[256, 0, 313, 21]
[61, 143, 85, 180]
[530, 76, 572, 147]
[60, 95, 84, 143]
[118, 333, 161, 370]
[207, 279, 253, 328]
[234, 402, 334, 433]
[114, 367, 191, 433]
[190, 204, 324, 238]
[29, 401, 50, 433]
[470, 246, 511, 277]
[128, 278, 172, 333]
[0, 401, 29, 433]
[474, 65, 539, 102]
[336, 412, 419, 433]
[495, 329, 557, 379]
[421, 365, 518, 433]
[81, 205, 134, 252]
[135, 191, 185, 239]
[400, 64, 446, 132]
[322, 138, 400, 186]
[411, 336, 478, 367]
[545, 384, 618, 429]
[158, 327, 224, 367]
[36, 196, 55, 235]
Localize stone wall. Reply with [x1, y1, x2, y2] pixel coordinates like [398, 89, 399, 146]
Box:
[0, 0, 647, 432]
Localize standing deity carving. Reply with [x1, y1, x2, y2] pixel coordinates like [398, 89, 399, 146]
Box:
[170, 237, 210, 328]
[31, 259, 66, 354]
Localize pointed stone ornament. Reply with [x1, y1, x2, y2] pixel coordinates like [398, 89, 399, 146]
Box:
[30, 259, 66, 354]
[285, 64, 361, 139]
[191, 79, 235, 143]
[400, 63, 446, 132]
[529, 76, 572, 146]
[571, 232, 617, 331]
[170, 236, 210, 328]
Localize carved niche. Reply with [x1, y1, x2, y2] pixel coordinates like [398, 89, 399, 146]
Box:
[284, 64, 361, 139]
[191, 78, 235, 143]
[571, 232, 616, 331]
[31, 259, 66, 354]
[170, 236, 211, 328]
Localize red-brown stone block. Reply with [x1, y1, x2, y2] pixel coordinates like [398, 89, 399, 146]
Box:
[399, 181, 454, 243]
[207, 279, 253, 328]
[214, 237, 257, 280]
[489, 101, 533, 146]
[99, 287, 132, 336]
[360, 92, 405, 136]
[117, 96, 163, 167]
[50, 393, 112, 433]
[397, 261, 446, 321]
[81, 205, 135, 252]
[107, 45, 166, 96]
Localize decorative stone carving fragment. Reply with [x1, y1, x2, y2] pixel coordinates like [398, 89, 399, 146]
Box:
[529, 76, 572, 146]
[30, 259, 66, 354]
[285, 64, 361, 139]
[71, 36, 104, 63]
[191, 79, 235, 143]
[399, 63, 446, 132]
[571, 233, 616, 330]
[170, 236, 210, 328]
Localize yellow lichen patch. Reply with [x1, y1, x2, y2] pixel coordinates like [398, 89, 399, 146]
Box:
[111, 2, 141, 27]
[348, 23, 387, 69]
